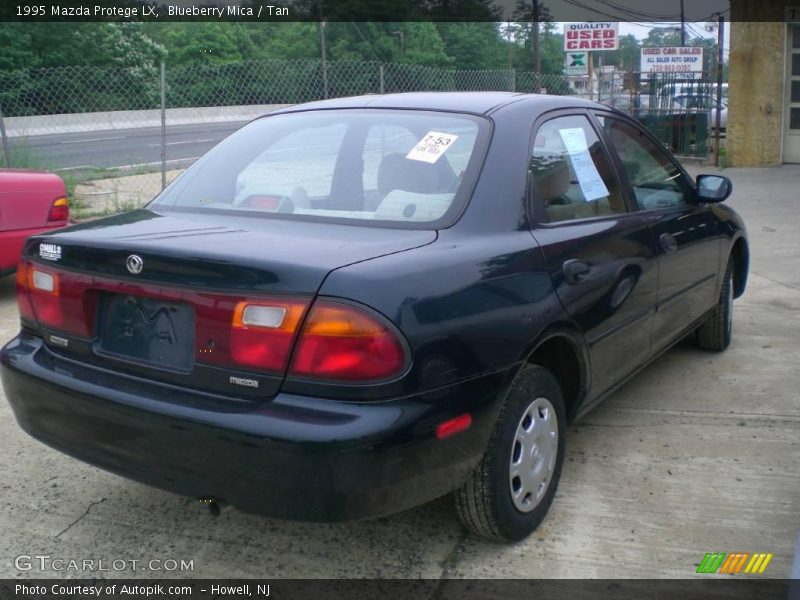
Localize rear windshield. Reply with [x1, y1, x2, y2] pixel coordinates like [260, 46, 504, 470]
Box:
[152, 109, 489, 228]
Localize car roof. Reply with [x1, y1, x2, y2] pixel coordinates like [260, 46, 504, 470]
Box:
[267, 92, 603, 117]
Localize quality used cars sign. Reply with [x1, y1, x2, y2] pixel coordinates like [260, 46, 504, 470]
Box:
[563, 22, 619, 51]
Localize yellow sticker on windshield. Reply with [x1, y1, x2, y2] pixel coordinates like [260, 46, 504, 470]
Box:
[406, 131, 458, 164]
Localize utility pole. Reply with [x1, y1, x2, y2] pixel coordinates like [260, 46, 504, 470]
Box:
[713, 14, 725, 167]
[532, 0, 541, 92]
[680, 0, 686, 45]
[319, 21, 329, 99]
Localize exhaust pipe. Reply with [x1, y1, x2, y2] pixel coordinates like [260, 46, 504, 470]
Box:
[199, 497, 229, 517]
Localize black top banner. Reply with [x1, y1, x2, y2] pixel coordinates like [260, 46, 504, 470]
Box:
[0, 0, 778, 23]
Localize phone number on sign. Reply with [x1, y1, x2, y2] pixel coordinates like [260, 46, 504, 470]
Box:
[646, 65, 700, 73]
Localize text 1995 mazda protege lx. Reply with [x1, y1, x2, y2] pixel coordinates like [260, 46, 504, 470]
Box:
[1, 93, 748, 541]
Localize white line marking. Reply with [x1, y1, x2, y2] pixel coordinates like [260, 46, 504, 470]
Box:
[146, 139, 216, 147]
[59, 136, 125, 144]
[56, 157, 200, 172]
[126, 157, 201, 169]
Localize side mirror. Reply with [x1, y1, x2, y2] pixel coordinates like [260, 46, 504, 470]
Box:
[696, 174, 732, 203]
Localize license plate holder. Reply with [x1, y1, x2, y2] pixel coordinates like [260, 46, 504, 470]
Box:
[95, 294, 195, 372]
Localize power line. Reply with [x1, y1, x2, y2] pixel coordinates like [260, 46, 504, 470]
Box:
[595, 0, 680, 21]
[559, 0, 633, 22]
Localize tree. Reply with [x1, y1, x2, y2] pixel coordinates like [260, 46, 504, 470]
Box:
[605, 34, 641, 72]
[160, 23, 246, 65]
[0, 25, 39, 70]
[436, 22, 507, 69]
[243, 23, 320, 60]
[642, 27, 682, 48]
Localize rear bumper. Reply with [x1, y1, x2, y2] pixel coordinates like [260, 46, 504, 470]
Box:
[2, 332, 511, 521]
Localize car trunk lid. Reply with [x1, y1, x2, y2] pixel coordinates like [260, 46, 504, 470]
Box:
[20, 209, 435, 399]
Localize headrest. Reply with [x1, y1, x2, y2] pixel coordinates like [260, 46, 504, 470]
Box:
[533, 158, 571, 202]
[377, 153, 441, 196]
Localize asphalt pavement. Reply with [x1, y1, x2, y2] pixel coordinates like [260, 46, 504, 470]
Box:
[0, 165, 797, 579]
[10, 122, 248, 170]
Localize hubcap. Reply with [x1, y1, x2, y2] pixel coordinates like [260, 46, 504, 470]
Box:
[509, 397, 559, 513]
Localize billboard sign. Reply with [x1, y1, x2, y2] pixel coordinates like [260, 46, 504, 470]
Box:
[564, 22, 619, 51]
[640, 46, 705, 74]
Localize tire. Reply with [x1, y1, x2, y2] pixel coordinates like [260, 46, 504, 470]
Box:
[455, 364, 566, 542]
[696, 257, 734, 351]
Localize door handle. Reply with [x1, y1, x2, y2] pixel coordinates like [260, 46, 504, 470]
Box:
[563, 259, 591, 285]
[659, 233, 678, 254]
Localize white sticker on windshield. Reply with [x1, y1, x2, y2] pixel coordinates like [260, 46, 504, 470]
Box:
[406, 131, 458, 164]
[558, 128, 609, 202]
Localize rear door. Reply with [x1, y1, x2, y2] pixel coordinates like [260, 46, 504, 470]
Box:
[529, 112, 660, 398]
[596, 114, 721, 352]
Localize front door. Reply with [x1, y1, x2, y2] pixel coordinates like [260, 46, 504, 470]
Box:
[598, 115, 721, 353]
[785, 24, 800, 164]
[528, 113, 659, 398]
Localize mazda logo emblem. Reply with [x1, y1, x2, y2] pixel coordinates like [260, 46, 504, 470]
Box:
[126, 255, 144, 275]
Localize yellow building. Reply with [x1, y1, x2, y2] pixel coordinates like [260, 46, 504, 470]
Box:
[728, 1, 800, 165]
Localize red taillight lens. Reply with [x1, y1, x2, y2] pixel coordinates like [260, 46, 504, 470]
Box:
[15, 260, 94, 335]
[48, 196, 69, 223]
[289, 301, 407, 381]
[15, 260, 35, 321]
[227, 299, 308, 372]
[26, 263, 63, 328]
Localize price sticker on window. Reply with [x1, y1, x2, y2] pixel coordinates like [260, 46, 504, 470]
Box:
[406, 131, 458, 164]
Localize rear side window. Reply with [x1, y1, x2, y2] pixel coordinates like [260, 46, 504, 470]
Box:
[530, 114, 626, 223]
[152, 109, 488, 228]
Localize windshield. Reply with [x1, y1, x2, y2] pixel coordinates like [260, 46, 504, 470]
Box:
[152, 109, 489, 228]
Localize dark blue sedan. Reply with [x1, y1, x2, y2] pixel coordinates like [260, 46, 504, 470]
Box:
[1, 93, 748, 541]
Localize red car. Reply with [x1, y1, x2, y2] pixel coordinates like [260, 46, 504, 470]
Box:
[0, 169, 69, 275]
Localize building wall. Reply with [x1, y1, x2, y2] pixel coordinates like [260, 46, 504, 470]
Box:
[728, 1, 790, 166]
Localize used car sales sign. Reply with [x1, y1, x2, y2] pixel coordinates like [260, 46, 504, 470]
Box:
[564, 23, 619, 51]
[640, 47, 704, 74]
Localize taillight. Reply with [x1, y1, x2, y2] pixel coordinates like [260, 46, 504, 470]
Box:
[289, 300, 407, 381]
[15, 260, 35, 321]
[47, 196, 69, 223]
[25, 263, 63, 328]
[227, 298, 308, 372]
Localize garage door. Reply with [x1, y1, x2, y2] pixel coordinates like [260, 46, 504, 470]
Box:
[785, 25, 800, 163]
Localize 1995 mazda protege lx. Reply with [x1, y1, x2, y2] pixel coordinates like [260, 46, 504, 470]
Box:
[1, 93, 748, 541]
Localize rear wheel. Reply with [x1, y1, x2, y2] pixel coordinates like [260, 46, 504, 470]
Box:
[455, 364, 565, 542]
[696, 258, 734, 351]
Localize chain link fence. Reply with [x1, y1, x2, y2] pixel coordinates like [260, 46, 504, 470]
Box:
[0, 59, 720, 218]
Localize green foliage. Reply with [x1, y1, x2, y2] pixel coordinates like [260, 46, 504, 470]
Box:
[437, 23, 507, 69]
[13, 23, 164, 68]
[642, 27, 683, 48]
[0, 25, 38, 70]
[159, 23, 249, 65]
[604, 34, 641, 73]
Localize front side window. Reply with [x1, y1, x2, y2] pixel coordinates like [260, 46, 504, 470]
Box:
[599, 116, 692, 210]
[530, 114, 626, 223]
[152, 109, 487, 228]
